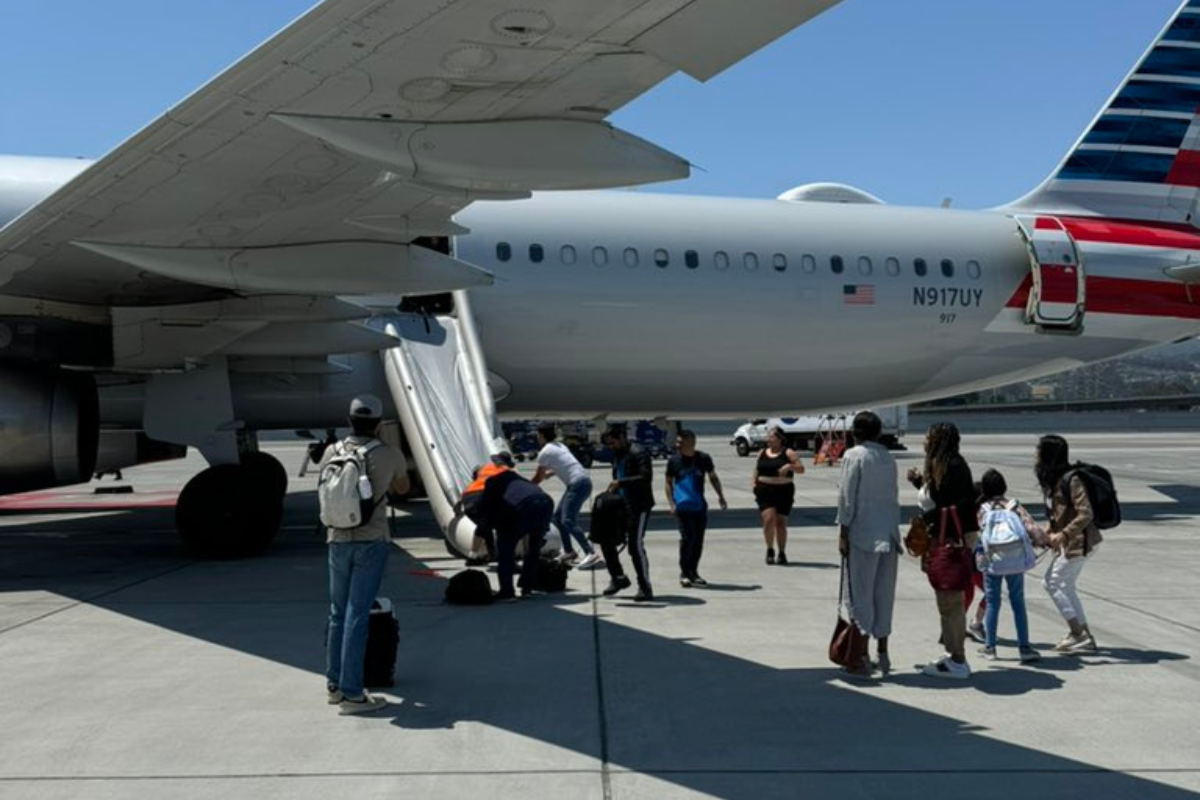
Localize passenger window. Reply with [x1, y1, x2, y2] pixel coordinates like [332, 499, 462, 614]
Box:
[941, 258, 954, 277]
[885, 257, 900, 276]
[967, 259, 982, 279]
[624, 247, 639, 267]
[654, 249, 670, 268]
[914, 258, 927, 277]
[831, 255, 844, 274]
[529, 244, 544, 263]
[685, 250, 699, 269]
[858, 256, 872, 275]
[744, 252, 760, 271]
[561, 245, 577, 265]
[715, 251, 730, 271]
[592, 246, 608, 266]
[497, 242, 512, 262]
[773, 253, 787, 272]
[801, 254, 817, 274]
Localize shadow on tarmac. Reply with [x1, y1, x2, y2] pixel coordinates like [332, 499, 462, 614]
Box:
[2, 494, 1197, 799]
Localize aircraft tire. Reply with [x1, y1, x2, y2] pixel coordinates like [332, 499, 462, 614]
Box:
[242, 451, 288, 499]
[176, 464, 282, 558]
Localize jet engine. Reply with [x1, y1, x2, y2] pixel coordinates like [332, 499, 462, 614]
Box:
[0, 366, 99, 494]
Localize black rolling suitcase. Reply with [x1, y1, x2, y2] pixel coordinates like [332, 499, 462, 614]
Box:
[364, 597, 399, 688]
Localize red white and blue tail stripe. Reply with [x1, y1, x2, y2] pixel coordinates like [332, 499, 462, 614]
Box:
[1010, 0, 1200, 225]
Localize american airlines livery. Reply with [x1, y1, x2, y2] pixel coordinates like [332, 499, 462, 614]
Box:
[2, 1, 1199, 557]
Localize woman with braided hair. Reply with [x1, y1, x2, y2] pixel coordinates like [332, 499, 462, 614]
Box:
[906, 422, 979, 680]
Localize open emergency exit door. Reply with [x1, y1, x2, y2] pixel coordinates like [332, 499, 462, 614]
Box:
[1017, 216, 1086, 332]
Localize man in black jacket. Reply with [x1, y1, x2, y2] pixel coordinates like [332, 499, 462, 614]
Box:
[600, 424, 656, 601]
[473, 469, 554, 601]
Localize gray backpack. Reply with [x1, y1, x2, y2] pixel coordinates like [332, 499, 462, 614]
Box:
[318, 440, 383, 529]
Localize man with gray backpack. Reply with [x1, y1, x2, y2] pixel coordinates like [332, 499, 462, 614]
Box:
[318, 395, 409, 715]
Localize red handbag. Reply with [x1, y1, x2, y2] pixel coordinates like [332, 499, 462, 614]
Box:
[829, 555, 869, 669]
[923, 506, 974, 592]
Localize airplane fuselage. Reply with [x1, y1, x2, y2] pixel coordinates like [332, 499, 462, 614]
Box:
[456, 191, 1200, 415]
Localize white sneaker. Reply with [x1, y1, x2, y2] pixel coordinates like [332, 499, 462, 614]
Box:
[921, 657, 970, 680]
[1063, 633, 1097, 654]
[338, 693, 388, 715]
[576, 553, 605, 570]
[556, 551, 578, 565]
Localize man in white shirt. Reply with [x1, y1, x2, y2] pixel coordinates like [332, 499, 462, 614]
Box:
[532, 423, 603, 570]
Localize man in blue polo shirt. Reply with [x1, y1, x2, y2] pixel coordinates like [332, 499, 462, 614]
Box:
[665, 429, 727, 587]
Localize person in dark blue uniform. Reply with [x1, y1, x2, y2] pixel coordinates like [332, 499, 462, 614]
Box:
[473, 468, 554, 601]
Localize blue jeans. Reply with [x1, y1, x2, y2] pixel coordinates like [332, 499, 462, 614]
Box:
[983, 572, 1030, 649]
[326, 539, 390, 699]
[554, 476, 594, 554]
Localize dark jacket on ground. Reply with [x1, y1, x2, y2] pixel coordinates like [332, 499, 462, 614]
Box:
[611, 444, 655, 513]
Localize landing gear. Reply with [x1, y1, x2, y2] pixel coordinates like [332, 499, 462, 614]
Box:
[176, 453, 287, 558]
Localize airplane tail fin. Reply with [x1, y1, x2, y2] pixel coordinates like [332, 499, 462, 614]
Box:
[1008, 1, 1200, 225]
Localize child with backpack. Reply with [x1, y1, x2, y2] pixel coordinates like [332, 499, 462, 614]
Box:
[976, 468, 1044, 664]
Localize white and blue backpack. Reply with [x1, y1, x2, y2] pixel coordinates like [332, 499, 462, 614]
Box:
[978, 500, 1037, 576]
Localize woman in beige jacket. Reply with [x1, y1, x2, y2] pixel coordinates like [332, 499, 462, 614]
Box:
[1035, 435, 1103, 654]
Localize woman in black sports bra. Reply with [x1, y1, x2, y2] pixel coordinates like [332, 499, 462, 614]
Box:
[753, 426, 806, 564]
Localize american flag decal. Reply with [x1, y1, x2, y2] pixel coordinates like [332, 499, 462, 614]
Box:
[843, 284, 875, 305]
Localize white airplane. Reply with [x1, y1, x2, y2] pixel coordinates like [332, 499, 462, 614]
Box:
[3, 0, 1200, 557]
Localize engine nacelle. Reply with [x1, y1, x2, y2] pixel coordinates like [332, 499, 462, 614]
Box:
[0, 366, 99, 494]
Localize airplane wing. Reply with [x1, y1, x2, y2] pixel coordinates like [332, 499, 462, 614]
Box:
[0, 0, 843, 366]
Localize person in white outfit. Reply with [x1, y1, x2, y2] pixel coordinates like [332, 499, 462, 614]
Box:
[835, 411, 901, 677]
[532, 423, 604, 570]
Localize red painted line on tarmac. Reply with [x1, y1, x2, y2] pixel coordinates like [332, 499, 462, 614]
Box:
[0, 489, 178, 513]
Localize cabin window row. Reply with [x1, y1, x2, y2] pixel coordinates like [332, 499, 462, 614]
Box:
[494, 243, 983, 280]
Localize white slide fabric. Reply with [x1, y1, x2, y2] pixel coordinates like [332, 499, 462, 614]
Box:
[380, 292, 502, 555]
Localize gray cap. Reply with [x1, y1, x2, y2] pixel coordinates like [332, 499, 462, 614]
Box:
[349, 394, 383, 419]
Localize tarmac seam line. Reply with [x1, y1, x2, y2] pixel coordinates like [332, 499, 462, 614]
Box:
[1082, 589, 1200, 635]
[3, 767, 1198, 782]
[0, 561, 197, 636]
[589, 568, 614, 800]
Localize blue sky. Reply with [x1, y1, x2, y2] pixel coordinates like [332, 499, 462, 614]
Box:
[0, 0, 1184, 208]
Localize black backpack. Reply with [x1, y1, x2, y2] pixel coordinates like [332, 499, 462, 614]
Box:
[444, 569, 494, 605]
[589, 491, 628, 547]
[1061, 463, 1121, 531]
[534, 556, 569, 592]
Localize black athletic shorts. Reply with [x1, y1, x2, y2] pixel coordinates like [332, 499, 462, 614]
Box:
[754, 482, 795, 515]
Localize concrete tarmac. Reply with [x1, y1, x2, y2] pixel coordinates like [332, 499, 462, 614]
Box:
[1, 433, 1197, 799]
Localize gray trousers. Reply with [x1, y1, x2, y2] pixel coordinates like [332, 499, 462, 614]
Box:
[847, 548, 899, 640]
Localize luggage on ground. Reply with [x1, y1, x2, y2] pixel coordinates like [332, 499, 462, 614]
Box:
[364, 597, 399, 688]
[534, 556, 569, 592]
[444, 568, 495, 605]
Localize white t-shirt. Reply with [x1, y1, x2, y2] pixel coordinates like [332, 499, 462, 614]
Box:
[536, 441, 588, 486]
